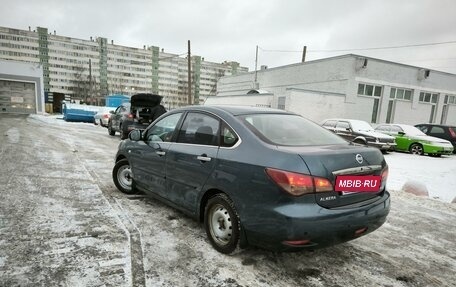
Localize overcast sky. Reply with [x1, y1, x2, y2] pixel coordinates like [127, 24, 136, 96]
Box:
[1, 0, 455, 73]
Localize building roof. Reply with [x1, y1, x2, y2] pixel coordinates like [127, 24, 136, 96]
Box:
[231, 53, 456, 78]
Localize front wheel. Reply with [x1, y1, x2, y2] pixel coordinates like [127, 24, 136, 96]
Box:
[112, 159, 136, 194]
[409, 143, 424, 155]
[204, 194, 240, 254]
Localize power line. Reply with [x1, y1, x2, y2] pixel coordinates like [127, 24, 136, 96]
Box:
[258, 40, 456, 53]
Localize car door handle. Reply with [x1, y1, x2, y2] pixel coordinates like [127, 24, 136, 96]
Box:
[156, 151, 166, 156]
[197, 155, 211, 162]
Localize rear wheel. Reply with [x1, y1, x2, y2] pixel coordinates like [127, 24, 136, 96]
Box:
[204, 194, 240, 254]
[112, 159, 136, 194]
[409, 143, 424, 155]
[108, 121, 115, 136]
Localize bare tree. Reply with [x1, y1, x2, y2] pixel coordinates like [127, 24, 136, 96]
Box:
[71, 65, 89, 103]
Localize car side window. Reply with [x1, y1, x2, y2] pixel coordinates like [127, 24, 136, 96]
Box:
[322, 120, 337, 128]
[429, 126, 445, 135]
[145, 112, 182, 142]
[376, 125, 389, 132]
[335, 121, 350, 130]
[220, 122, 239, 148]
[177, 112, 220, 146]
[390, 125, 403, 134]
[416, 125, 428, 133]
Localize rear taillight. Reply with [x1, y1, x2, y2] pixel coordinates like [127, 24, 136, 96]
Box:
[380, 166, 389, 190]
[103, 114, 110, 118]
[449, 128, 456, 138]
[265, 168, 333, 196]
[127, 113, 134, 119]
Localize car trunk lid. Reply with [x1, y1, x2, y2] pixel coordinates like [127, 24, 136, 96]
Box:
[278, 144, 387, 208]
[130, 94, 166, 125]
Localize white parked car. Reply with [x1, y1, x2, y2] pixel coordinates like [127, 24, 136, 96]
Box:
[94, 107, 115, 127]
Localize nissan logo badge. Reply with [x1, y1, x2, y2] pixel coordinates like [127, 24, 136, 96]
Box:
[355, 154, 363, 164]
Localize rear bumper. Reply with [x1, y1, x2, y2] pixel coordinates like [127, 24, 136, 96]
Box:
[423, 144, 454, 155]
[367, 142, 397, 151]
[242, 191, 390, 251]
[123, 121, 150, 134]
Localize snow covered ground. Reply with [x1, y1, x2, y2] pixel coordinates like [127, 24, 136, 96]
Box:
[385, 152, 456, 203]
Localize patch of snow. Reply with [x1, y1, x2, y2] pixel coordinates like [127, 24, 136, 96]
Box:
[384, 152, 456, 203]
[6, 127, 20, 143]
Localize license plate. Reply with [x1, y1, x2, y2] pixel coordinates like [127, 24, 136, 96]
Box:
[335, 175, 381, 192]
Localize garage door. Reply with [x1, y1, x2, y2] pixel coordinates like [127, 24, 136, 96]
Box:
[0, 80, 36, 114]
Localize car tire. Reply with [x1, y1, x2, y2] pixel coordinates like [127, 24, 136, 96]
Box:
[204, 193, 240, 254]
[112, 159, 136, 194]
[119, 124, 127, 140]
[409, 143, 424, 155]
[108, 121, 115, 136]
[121, 131, 128, 140]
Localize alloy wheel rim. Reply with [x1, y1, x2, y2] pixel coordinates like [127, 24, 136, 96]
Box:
[411, 145, 423, 155]
[209, 204, 232, 246]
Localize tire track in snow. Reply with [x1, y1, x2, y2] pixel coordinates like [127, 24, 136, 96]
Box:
[88, 169, 146, 287]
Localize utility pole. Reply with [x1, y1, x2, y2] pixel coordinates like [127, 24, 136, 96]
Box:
[254, 45, 258, 88]
[302, 46, 307, 62]
[89, 58, 93, 104]
[187, 40, 192, 105]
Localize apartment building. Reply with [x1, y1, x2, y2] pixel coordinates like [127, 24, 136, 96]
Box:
[0, 26, 247, 110]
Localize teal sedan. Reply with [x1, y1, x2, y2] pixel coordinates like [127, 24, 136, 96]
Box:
[375, 124, 454, 156]
[113, 106, 391, 253]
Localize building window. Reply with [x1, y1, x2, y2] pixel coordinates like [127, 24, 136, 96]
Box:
[390, 88, 412, 101]
[358, 83, 382, 97]
[357, 84, 382, 123]
[445, 95, 455, 105]
[419, 92, 438, 104]
[278, 97, 286, 110]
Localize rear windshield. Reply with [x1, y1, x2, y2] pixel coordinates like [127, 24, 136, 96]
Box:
[238, 113, 348, 146]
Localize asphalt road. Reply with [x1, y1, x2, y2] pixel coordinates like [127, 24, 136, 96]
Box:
[0, 113, 455, 287]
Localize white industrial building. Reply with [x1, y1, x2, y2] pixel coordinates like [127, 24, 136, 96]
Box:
[0, 59, 44, 114]
[208, 54, 456, 126]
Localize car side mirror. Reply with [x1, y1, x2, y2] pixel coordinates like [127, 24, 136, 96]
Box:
[129, 129, 142, 141]
[398, 131, 405, 136]
[346, 127, 352, 132]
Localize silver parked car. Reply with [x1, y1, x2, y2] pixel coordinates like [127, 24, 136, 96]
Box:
[321, 118, 396, 153]
[94, 107, 115, 127]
